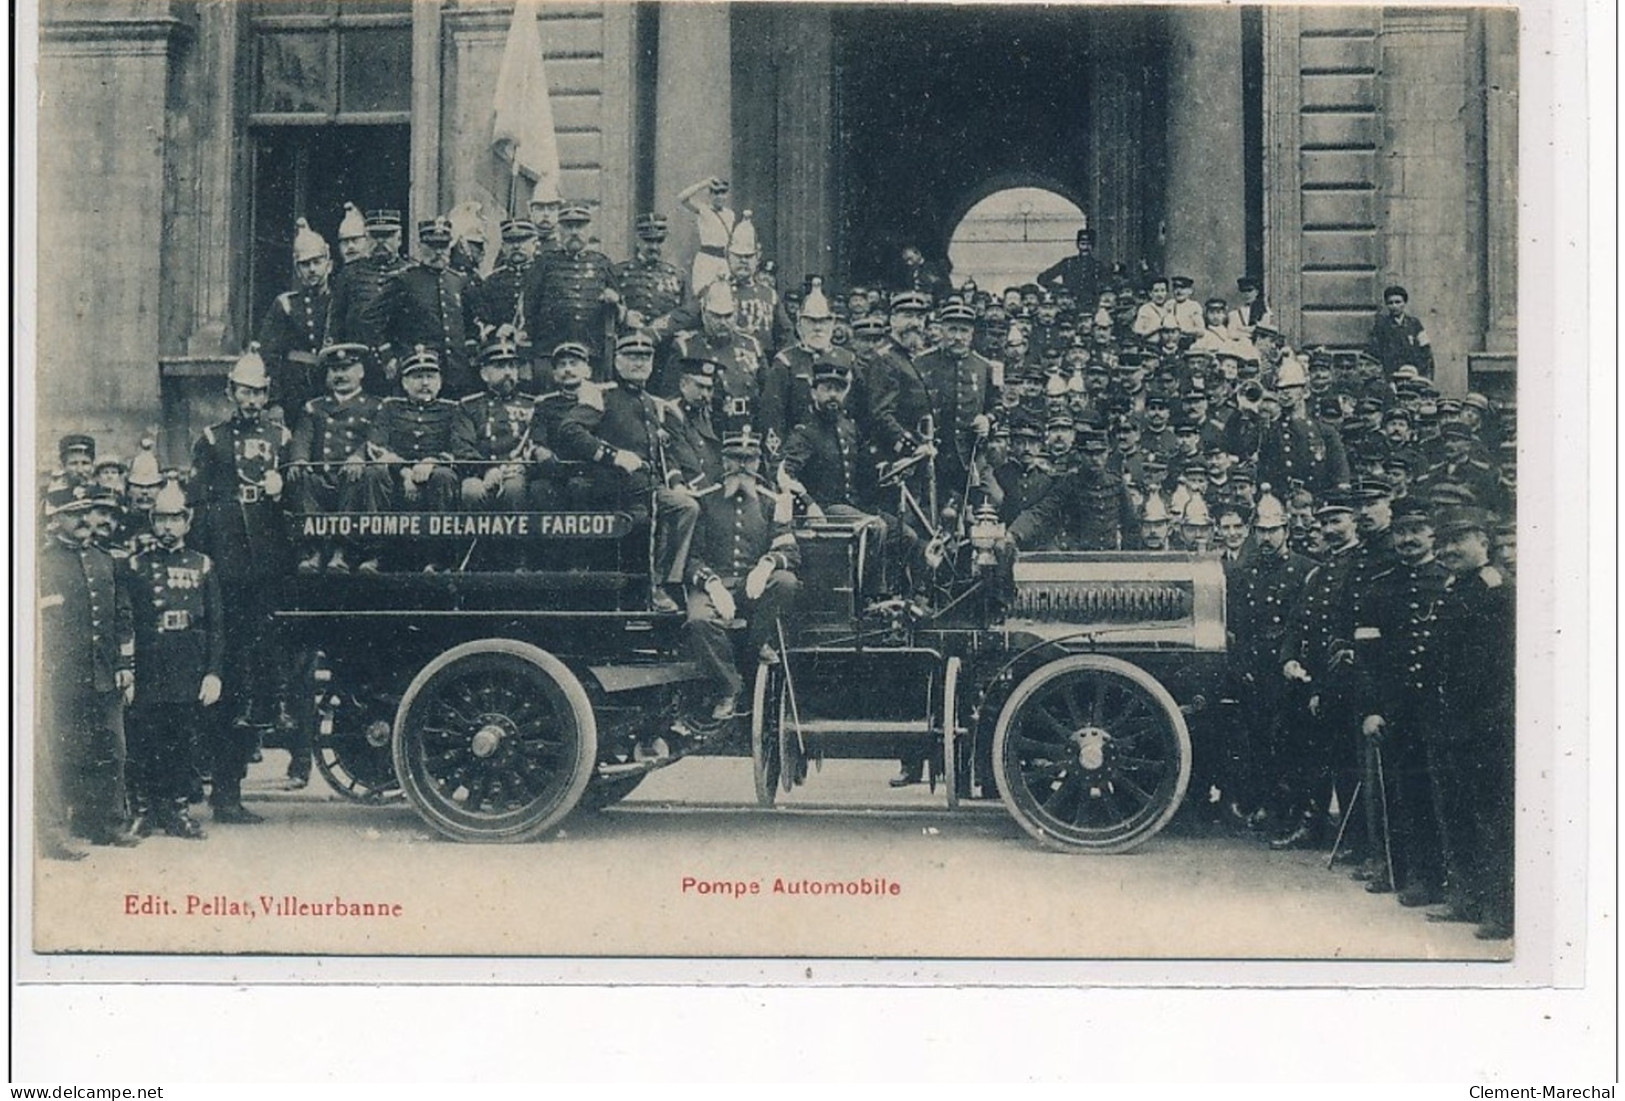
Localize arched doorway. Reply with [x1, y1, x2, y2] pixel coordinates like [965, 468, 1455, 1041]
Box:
[946, 185, 1086, 295]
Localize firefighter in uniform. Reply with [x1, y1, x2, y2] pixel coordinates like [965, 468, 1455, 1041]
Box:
[187, 347, 291, 823]
[472, 219, 542, 374]
[360, 346, 462, 529]
[684, 426, 800, 721]
[1353, 498, 1452, 905]
[615, 213, 686, 323]
[521, 204, 621, 373]
[326, 207, 409, 391]
[257, 217, 332, 426]
[288, 342, 381, 575]
[666, 357, 726, 492]
[453, 327, 553, 511]
[119, 443, 166, 557]
[555, 330, 701, 614]
[913, 299, 997, 514]
[1010, 426, 1137, 552]
[760, 279, 857, 459]
[124, 480, 223, 839]
[1227, 491, 1314, 831]
[1258, 356, 1351, 495]
[722, 212, 791, 354]
[1428, 506, 1516, 940]
[662, 279, 767, 434]
[1272, 491, 1361, 850]
[333, 200, 371, 268]
[365, 216, 480, 399]
[37, 484, 138, 856]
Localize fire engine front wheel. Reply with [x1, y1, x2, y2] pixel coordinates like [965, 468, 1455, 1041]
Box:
[992, 654, 1191, 854]
[393, 640, 598, 843]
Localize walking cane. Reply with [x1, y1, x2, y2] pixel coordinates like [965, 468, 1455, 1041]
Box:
[1374, 742, 1397, 889]
[1326, 780, 1362, 870]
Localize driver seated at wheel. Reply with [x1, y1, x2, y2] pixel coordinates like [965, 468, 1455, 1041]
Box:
[683, 426, 801, 722]
[554, 329, 700, 614]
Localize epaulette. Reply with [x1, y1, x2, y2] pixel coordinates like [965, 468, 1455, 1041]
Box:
[276, 291, 298, 311]
[382, 396, 408, 407]
[458, 392, 487, 405]
[1479, 565, 1503, 588]
[578, 380, 611, 412]
[303, 398, 322, 415]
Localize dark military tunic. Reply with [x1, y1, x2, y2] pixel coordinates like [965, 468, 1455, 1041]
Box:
[327, 252, 408, 352]
[991, 458, 1055, 526]
[614, 254, 685, 320]
[732, 274, 790, 355]
[289, 390, 381, 519]
[452, 391, 540, 464]
[257, 285, 331, 420]
[684, 482, 802, 696]
[760, 344, 858, 459]
[554, 381, 677, 498]
[1419, 457, 1503, 514]
[471, 258, 534, 334]
[666, 329, 766, 434]
[1009, 465, 1137, 551]
[364, 264, 480, 397]
[362, 396, 460, 511]
[780, 409, 864, 510]
[666, 399, 725, 490]
[39, 535, 134, 699]
[126, 546, 224, 706]
[520, 248, 619, 367]
[914, 347, 996, 476]
[190, 415, 292, 582]
[368, 396, 460, 462]
[1259, 415, 1351, 495]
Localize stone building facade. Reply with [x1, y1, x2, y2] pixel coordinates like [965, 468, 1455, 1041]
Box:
[34, 1, 1517, 463]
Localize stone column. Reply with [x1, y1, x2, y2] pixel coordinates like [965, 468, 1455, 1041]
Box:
[1163, 6, 1248, 306]
[1260, 6, 1303, 340]
[653, 4, 732, 279]
[1482, 8, 1518, 353]
[1086, 10, 1150, 273]
[38, 0, 186, 445]
[772, 6, 834, 286]
[409, 0, 442, 229]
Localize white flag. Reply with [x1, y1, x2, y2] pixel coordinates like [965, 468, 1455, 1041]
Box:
[490, 0, 560, 194]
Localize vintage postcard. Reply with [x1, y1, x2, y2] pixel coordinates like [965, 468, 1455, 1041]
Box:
[13, 0, 1592, 1015]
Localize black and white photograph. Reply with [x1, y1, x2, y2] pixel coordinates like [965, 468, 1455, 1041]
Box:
[12, 0, 1600, 1042]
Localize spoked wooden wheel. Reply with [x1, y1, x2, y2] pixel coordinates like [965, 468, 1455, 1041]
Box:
[992, 654, 1191, 853]
[313, 685, 404, 804]
[393, 640, 597, 842]
[750, 661, 780, 806]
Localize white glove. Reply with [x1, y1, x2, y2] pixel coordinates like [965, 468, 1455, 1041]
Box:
[410, 461, 435, 485]
[745, 556, 776, 601]
[612, 450, 644, 474]
[1361, 715, 1386, 739]
[198, 674, 223, 707]
[262, 469, 284, 498]
[1283, 660, 1311, 683]
[116, 669, 135, 706]
[705, 576, 737, 622]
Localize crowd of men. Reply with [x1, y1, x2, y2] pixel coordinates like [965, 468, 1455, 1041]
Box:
[36, 183, 1516, 942]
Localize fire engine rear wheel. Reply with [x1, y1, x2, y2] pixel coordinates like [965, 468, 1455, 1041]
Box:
[314, 714, 403, 805]
[393, 640, 597, 843]
[992, 654, 1191, 854]
[750, 662, 780, 807]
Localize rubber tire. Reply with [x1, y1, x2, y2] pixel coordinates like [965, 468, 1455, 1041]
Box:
[393, 639, 597, 843]
[991, 653, 1191, 854]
